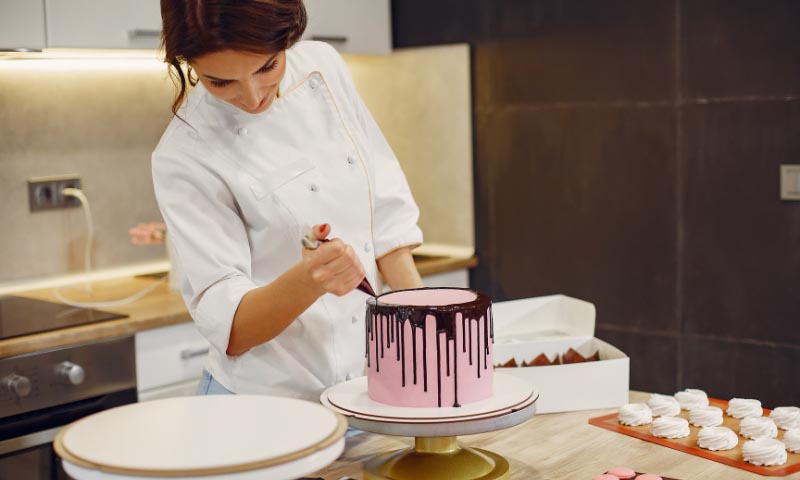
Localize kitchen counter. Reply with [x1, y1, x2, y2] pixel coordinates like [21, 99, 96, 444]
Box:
[314, 391, 800, 480]
[0, 254, 477, 359]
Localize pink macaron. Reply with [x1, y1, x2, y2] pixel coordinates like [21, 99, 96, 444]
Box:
[635, 475, 662, 480]
[593, 475, 619, 480]
[606, 467, 636, 479]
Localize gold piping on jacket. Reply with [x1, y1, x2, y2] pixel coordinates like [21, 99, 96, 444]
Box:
[279, 71, 318, 98]
[312, 70, 377, 246]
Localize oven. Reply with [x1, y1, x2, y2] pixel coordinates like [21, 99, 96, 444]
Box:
[0, 336, 137, 479]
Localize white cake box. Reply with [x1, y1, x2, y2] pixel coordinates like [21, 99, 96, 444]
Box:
[492, 294, 629, 414]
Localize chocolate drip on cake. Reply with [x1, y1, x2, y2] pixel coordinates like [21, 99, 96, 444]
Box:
[445, 333, 451, 376]
[468, 318, 473, 366]
[422, 321, 428, 392]
[412, 326, 417, 384]
[395, 318, 401, 361]
[379, 312, 384, 359]
[436, 333, 442, 407]
[366, 288, 493, 407]
[462, 316, 466, 353]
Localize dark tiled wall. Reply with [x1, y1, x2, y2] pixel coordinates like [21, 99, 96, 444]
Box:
[393, 0, 800, 407]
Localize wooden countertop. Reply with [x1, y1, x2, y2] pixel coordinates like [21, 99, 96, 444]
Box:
[0, 255, 477, 359]
[314, 391, 800, 480]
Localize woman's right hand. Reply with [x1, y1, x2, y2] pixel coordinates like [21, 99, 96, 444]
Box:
[302, 224, 366, 297]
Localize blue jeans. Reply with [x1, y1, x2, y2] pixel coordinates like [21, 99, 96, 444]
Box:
[196, 369, 235, 395]
[195, 370, 362, 438]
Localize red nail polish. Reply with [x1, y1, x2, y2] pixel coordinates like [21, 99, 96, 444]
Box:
[320, 224, 329, 232]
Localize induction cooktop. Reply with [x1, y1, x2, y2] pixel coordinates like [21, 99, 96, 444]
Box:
[0, 295, 128, 341]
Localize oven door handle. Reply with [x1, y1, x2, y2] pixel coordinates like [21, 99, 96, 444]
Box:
[0, 426, 62, 456]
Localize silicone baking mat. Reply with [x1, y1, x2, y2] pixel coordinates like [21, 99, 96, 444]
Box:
[589, 398, 800, 477]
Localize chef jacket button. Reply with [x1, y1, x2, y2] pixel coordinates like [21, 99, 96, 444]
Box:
[309, 184, 319, 192]
[364, 243, 372, 253]
[352, 315, 359, 324]
[309, 77, 320, 89]
[347, 156, 356, 165]
[237, 127, 248, 136]
[346, 373, 353, 381]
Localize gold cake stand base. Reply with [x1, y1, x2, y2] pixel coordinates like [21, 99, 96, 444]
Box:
[321, 375, 537, 480]
[363, 436, 509, 480]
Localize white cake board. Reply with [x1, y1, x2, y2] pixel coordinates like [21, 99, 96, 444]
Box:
[54, 395, 347, 480]
[321, 373, 538, 437]
[61, 439, 344, 480]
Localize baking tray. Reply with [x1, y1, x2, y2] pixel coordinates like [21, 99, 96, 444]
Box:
[589, 398, 800, 477]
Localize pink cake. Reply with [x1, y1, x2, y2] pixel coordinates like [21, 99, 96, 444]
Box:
[365, 287, 493, 408]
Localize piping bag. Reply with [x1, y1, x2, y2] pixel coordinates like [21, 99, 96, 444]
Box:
[301, 228, 377, 297]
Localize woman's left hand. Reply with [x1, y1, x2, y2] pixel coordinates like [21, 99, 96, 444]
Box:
[129, 222, 167, 245]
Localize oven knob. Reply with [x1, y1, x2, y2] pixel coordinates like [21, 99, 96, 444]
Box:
[1, 374, 32, 398]
[56, 361, 85, 386]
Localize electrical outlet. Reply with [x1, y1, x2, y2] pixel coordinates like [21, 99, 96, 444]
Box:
[781, 165, 800, 201]
[27, 175, 82, 212]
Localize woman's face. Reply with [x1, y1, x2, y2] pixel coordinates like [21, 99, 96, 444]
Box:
[191, 49, 287, 115]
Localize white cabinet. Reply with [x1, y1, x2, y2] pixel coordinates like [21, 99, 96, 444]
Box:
[45, 0, 162, 49]
[0, 0, 161, 50]
[135, 322, 210, 402]
[303, 0, 391, 54]
[0, 0, 46, 51]
[2, 0, 388, 53]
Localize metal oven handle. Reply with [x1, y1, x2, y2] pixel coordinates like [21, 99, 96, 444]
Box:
[0, 426, 62, 456]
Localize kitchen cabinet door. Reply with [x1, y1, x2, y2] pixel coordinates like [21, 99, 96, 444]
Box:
[303, 0, 391, 54]
[0, 0, 46, 51]
[135, 322, 209, 400]
[423, 269, 469, 288]
[45, 0, 161, 49]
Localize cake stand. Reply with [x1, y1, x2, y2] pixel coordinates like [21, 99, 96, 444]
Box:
[320, 373, 537, 480]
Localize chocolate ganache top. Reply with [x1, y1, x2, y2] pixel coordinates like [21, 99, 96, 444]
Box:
[367, 288, 492, 340]
[367, 287, 491, 315]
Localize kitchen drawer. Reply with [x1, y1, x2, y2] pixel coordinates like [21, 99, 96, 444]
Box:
[135, 322, 209, 394]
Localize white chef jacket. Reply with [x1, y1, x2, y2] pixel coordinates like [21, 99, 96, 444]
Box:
[152, 41, 422, 401]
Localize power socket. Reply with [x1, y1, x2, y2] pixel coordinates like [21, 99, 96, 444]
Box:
[27, 175, 82, 211]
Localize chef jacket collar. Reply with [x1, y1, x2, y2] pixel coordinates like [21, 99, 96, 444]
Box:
[202, 48, 298, 120]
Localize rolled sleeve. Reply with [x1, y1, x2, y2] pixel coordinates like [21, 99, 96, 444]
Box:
[152, 136, 257, 357]
[192, 273, 258, 355]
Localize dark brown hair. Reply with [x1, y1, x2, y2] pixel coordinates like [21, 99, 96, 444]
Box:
[161, 0, 307, 116]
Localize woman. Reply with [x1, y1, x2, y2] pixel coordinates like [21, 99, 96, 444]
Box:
[154, 0, 424, 399]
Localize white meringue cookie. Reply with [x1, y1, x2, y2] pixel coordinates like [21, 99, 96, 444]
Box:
[769, 406, 800, 430]
[651, 416, 690, 438]
[697, 426, 739, 451]
[689, 406, 724, 427]
[618, 403, 653, 426]
[647, 394, 681, 417]
[674, 389, 708, 410]
[739, 416, 778, 439]
[742, 438, 787, 466]
[784, 429, 800, 453]
[727, 398, 763, 419]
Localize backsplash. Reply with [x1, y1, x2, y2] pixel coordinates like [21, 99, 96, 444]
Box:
[0, 44, 472, 285]
[393, 0, 800, 407]
[345, 45, 473, 251]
